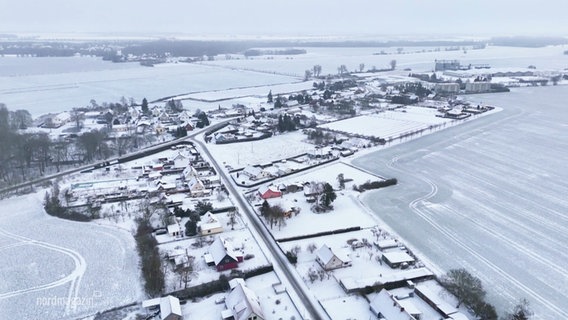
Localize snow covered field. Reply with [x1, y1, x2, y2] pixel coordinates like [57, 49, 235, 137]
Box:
[0, 191, 143, 320]
[2, 45, 566, 118]
[319, 107, 448, 140]
[352, 86, 568, 319]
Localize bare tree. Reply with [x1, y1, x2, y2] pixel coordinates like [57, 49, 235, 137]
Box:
[390, 59, 397, 70]
[359, 63, 365, 72]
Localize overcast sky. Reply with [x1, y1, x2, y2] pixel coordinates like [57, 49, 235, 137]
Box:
[1, 0, 567, 38]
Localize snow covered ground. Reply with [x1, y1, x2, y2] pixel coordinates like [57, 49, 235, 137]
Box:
[352, 86, 568, 319]
[0, 191, 143, 320]
[319, 106, 449, 140]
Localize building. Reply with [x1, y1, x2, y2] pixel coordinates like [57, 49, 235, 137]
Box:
[241, 165, 272, 181]
[222, 278, 265, 320]
[369, 289, 419, 320]
[142, 295, 183, 320]
[316, 244, 352, 271]
[433, 83, 460, 94]
[258, 185, 282, 199]
[197, 211, 224, 236]
[434, 60, 461, 71]
[187, 176, 206, 197]
[205, 236, 243, 271]
[167, 223, 183, 238]
[381, 250, 415, 269]
[465, 81, 491, 93]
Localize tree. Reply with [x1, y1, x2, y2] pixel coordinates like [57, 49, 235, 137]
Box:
[359, 63, 365, 72]
[197, 111, 210, 127]
[304, 69, 313, 81]
[337, 64, 348, 75]
[267, 90, 273, 103]
[312, 65, 322, 77]
[185, 219, 198, 236]
[141, 98, 149, 115]
[504, 298, 533, 320]
[390, 59, 397, 70]
[473, 300, 498, 320]
[195, 200, 213, 215]
[274, 95, 283, 109]
[319, 183, 337, 208]
[337, 173, 345, 189]
[441, 268, 486, 308]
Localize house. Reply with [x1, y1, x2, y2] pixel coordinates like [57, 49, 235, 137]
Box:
[258, 185, 282, 199]
[198, 211, 224, 236]
[142, 295, 183, 320]
[182, 165, 198, 180]
[187, 176, 206, 197]
[205, 236, 243, 271]
[173, 153, 190, 169]
[315, 244, 352, 271]
[241, 165, 272, 181]
[177, 110, 193, 124]
[381, 250, 415, 269]
[167, 223, 184, 238]
[222, 278, 265, 320]
[369, 289, 418, 320]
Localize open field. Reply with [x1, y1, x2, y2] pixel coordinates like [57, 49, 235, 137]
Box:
[352, 86, 568, 319]
[0, 191, 143, 320]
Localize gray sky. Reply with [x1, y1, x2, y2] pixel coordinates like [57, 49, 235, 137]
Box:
[1, 0, 567, 37]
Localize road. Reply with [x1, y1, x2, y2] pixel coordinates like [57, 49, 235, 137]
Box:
[191, 135, 328, 320]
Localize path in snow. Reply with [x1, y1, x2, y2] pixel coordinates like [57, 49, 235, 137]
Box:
[352, 86, 568, 319]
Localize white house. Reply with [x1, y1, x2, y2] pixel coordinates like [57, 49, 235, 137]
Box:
[315, 244, 352, 271]
[187, 176, 207, 197]
[369, 289, 418, 320]
[182, 165, 198, 180]
[222, 278, 264, 320]
[241, 165, 271, 181]
[167, 223, 183, 238]
[142, 295, 183, 320]
[173, 153, 190, 169]
[197, 211, 224, 236]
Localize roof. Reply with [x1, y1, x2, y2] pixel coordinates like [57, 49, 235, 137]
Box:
[316, 244, 336, 264]
[258, 185, 281, 196]
[369, 289, 416, 320]
[382, 251, 415, 264]
[225, 278, 264, 320]
[198, 211, 223, 231]
[167, 223, 182, 234]
[209, 236, 238, 265]
[159, 295, 182, 319]
[243, 165, 263, 177]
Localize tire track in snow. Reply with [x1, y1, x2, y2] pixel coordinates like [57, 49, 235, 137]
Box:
[0, 228, 86, 316]
[386, 156, 568, 318]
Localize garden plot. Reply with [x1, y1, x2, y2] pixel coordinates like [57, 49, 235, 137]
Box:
[205, 131, 315, 170]
[158, 226, 270, 292]
[254, 162, 381, 240]
[319, 107, 448, 140]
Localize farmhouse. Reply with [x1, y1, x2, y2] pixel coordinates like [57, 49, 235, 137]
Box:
[205, 236, 243, 271]
[316, 244, 352, 271]
[258, 185, 282, 199]
[222, 278, 265, 320]
[197, 211, 223, 236]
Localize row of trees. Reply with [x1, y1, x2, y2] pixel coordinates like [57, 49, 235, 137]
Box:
[441, 268, 533, 320]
